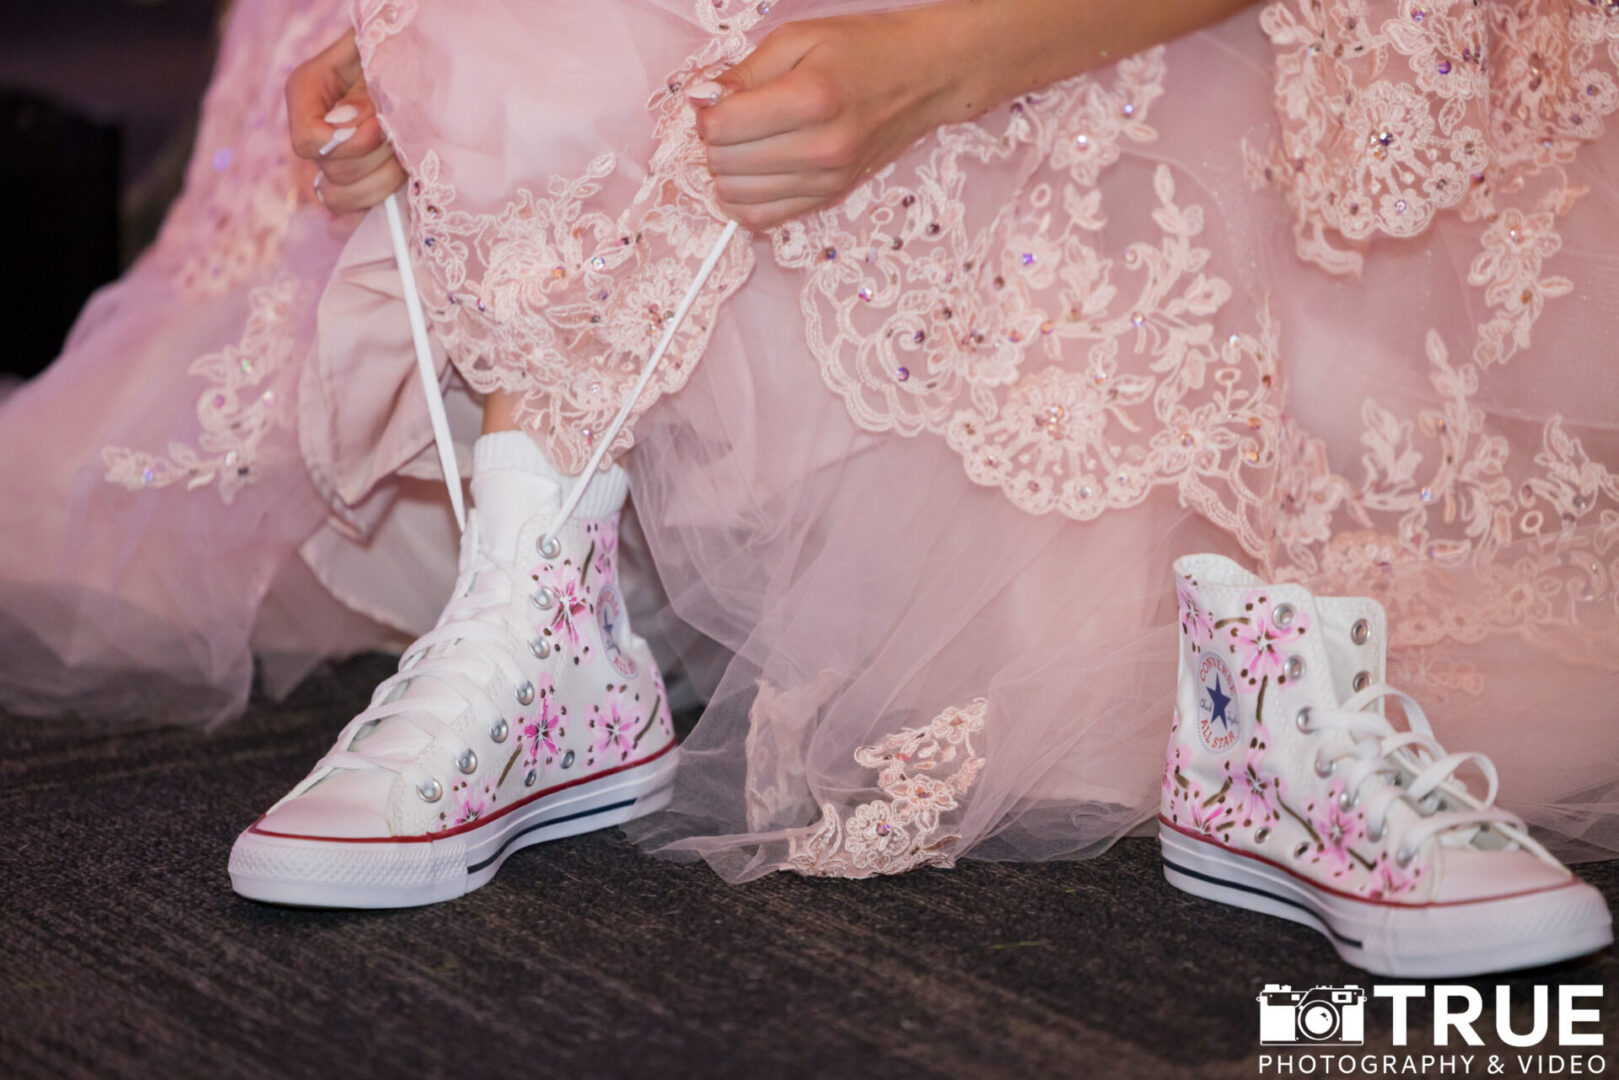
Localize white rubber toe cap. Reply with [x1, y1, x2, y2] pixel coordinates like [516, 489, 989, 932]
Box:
[1431, 846, 1575, 902]
[254, 771, 398, 839]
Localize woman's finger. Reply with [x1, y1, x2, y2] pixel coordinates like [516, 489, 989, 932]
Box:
[700, 67, 842, 148]
[318, 159, 408, 215]
[286, 31, 363, 159]
[317, 132, 398, 185]
[716, 194, 826, 232]
[713, 169, 847, 206]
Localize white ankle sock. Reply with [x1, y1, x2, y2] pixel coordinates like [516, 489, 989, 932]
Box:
[473, 429, 558, 481]
[470, 430, 629, 537]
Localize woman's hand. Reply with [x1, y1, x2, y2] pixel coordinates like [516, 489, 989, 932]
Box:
[692, 10, 969, 232]
[693, 0, 1259, 231]
[286, 30, 406, 215]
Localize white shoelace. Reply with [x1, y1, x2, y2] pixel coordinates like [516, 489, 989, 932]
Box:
[314, 546, 537, 801]
[1300, 681, 1553, 867]
[306, 197, 738, 803]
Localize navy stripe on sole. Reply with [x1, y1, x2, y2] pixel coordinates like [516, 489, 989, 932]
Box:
[1162, 855, 1365, 949]
[466, 797, 641, 874]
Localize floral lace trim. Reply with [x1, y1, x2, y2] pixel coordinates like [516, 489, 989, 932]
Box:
[360, 1, 765, 474]
[103, 275, 306, 501]
[352, 0, 417, 69]
[786, 698, 987, 878]
[779, 50, 1283, 530]
[1252, 0, 1619, 276]
[145, 0, 342, 297]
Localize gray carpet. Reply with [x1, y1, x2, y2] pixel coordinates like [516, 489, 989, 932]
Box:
[2, 654, 1614, 1079]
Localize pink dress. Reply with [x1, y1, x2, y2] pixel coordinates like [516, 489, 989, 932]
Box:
[2, 0, 1616, 879]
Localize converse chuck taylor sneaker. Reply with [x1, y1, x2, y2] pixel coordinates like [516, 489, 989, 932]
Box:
[229, 432, 677, 908]
[1161, 553, 1612, 977]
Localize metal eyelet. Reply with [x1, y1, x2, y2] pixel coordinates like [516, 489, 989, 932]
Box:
[1351, 670, 1371, 693]
[516, 681, 535, 706]
[1254, 827, 1270, 844]
[1313, 755, 1334, 778]
[537, 535, 562, 559]
[1272, 603, 1295, 629]
[561, 750, 576, 769]
[530, 638, 552, 659]
[457, 749, 478, 774]
[1367, 820, 1386, 843]
[1395, 845, 1414, 867]
[524, 769, 537, 787]
[1295, 706, 1314, 734]
[490, 718, 509, 743]
[1285, 655, 1306, 681]
[417, 778, 443, 803]
[1293, 842, 1311, 860]
[1338, 788, 1358, 811]
[532, 586, 557, 611]
[1350, 618, 1370, 645]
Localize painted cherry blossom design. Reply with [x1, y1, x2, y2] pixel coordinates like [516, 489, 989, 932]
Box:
[521, 689, 562, 767]
[534, 563, 590, 647]
[1187, 794, 1231, 839]
[1365, 850, 1424, 901]
[1311, 780, 1367, 875]
[1222, 723, 1280, 825]
[451, 776, 497, 827]
[1227, 589, 1308, 685]
[1176, 577, 1214, 645]
[588, 685, 641, 761]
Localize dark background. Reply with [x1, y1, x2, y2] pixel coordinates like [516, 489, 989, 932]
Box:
[0, 0, 223, 382]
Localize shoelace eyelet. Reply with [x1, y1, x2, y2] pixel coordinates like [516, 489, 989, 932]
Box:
[1395, 844, 1415, 867]
[1272, 603, 1295, 628]
[457, 749, 478, 774]
[1350, 618, 1370, 645]
[532, 587, 557, 611]
[490, 718, 509, 743]
[530, 638, 552, 659]
[1295, 706, 1314, 734]
[1285, 655, 1306, 681]
[516, 681, 535, 706]
[1367, 819, 1386, 843]
[537, 535, 562, 559]
[1338, 788, 1358, 811]
[1314, 755, 1334, 778]
[417, 778, 443, 803]
[1351, 670, 1371, 693]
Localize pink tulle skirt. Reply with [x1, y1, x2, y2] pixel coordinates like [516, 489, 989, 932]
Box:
[2, 0, 1615, 879]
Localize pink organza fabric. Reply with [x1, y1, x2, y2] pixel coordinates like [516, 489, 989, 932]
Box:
[0, 0, 1615, 877]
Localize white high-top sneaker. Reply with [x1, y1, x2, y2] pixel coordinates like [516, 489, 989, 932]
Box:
[229, 432, 678, 908]
[1161, 554, 1612, 977]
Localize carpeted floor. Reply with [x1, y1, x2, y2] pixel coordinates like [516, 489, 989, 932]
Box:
[2, 654, 1614, 1079]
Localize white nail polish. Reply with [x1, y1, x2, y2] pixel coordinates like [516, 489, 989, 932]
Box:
[323, 103, 360, 125]
[686, 81, 723, 106]
[317, 126, 356, 156]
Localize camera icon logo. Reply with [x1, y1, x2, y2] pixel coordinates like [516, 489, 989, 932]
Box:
[1257, 984, 1366, 1046]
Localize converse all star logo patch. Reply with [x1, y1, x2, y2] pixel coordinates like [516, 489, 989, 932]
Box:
[1196, 651, 1241, 755]
[596, 584, 637, 678]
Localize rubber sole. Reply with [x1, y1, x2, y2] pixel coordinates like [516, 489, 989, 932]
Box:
[229, 750, 679, 909]
[1160, 821, 1613, 978]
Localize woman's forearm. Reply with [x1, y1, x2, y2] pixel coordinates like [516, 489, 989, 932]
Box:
[918, 0, 1263, 125]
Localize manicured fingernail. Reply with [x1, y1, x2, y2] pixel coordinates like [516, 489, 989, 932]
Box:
[317, 126, 356, 156]
[686, 81, 723, 106]
[324, 104, 360, 125]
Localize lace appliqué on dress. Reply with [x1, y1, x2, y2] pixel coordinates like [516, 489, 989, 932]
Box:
[780, 52, 1284, 535]
[786, 698, 988, 878]
[103, 275, 306, 502]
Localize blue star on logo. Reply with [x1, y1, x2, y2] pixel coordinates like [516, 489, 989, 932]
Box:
[1206, 676, 1233, 731]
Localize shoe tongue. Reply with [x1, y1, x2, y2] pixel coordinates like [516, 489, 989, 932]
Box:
[471, 468, 563, 560]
